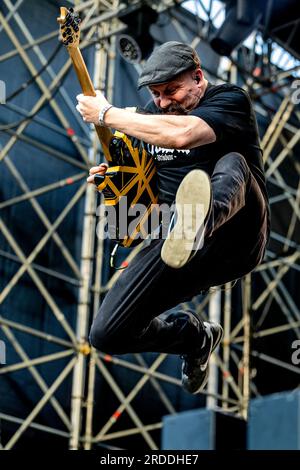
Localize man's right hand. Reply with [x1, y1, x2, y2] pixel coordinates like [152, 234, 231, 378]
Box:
[87, 163, 108, 184]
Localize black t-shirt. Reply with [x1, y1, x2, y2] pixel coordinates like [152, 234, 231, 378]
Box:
[142, 83, 268, 205]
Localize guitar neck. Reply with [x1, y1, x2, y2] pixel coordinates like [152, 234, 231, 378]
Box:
[68, 46, 112, 160]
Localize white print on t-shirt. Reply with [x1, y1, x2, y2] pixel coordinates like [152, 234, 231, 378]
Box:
[146, 144, 190, 161]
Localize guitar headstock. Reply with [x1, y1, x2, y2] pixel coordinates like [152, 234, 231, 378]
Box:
[57, 7, 81, 48]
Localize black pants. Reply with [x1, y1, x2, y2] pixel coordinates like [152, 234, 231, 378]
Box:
[90, 153, 269, 356]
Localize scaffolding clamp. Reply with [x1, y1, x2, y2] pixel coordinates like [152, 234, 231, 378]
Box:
[78, 342, 91, 356]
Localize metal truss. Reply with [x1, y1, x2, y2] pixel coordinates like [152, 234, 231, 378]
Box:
[0, 0, 299, 450]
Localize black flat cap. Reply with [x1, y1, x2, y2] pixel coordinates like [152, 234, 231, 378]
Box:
[137, 41, 198, 89]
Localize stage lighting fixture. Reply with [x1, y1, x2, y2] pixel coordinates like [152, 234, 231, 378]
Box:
[210, 0, 262, 56]
[117, 5, 158, 64]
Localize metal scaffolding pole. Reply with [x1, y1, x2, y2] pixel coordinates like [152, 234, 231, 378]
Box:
[241, 275, 251, 420]
[83, 15, 115, 450]
[68, 3, 111, 450]
[222, 283, 232, 410]
[207, 288, 222, 409]
[68, 181, 97, 448]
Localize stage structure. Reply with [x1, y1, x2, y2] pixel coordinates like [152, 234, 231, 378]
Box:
[0, 0, 299, 450]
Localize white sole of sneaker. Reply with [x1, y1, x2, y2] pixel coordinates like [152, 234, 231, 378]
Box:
[161, 169, 212, 269]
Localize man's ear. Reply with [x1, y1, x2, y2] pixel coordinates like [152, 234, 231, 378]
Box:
[193, 68, 203, 83]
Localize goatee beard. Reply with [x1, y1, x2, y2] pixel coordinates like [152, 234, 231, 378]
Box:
[160, 103, 189, 115]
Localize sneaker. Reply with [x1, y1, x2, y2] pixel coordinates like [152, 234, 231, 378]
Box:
[160, 169, 212, 269]
[181, 320, 224, 394]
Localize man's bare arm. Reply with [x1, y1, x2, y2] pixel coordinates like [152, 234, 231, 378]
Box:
[104, 107, 216, 149]
[76, 92, 216, 149]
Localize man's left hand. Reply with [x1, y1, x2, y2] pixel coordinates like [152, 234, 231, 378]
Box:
[76, 90, 110, 125]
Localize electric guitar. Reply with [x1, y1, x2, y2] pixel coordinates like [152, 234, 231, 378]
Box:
[57, 7, 158, 248]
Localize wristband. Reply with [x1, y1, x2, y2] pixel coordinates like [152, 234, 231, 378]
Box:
[98, 104, 113, 126]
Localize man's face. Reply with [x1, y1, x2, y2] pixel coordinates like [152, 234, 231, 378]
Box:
[149, 69, 204, 114]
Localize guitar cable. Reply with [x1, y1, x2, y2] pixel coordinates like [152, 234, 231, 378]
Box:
[6, 42, 63, 102]
[0, 43, 65, 131]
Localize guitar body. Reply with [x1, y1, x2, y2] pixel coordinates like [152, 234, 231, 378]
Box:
[58, 7, 158, 248]
[94, 133, 158, 247]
